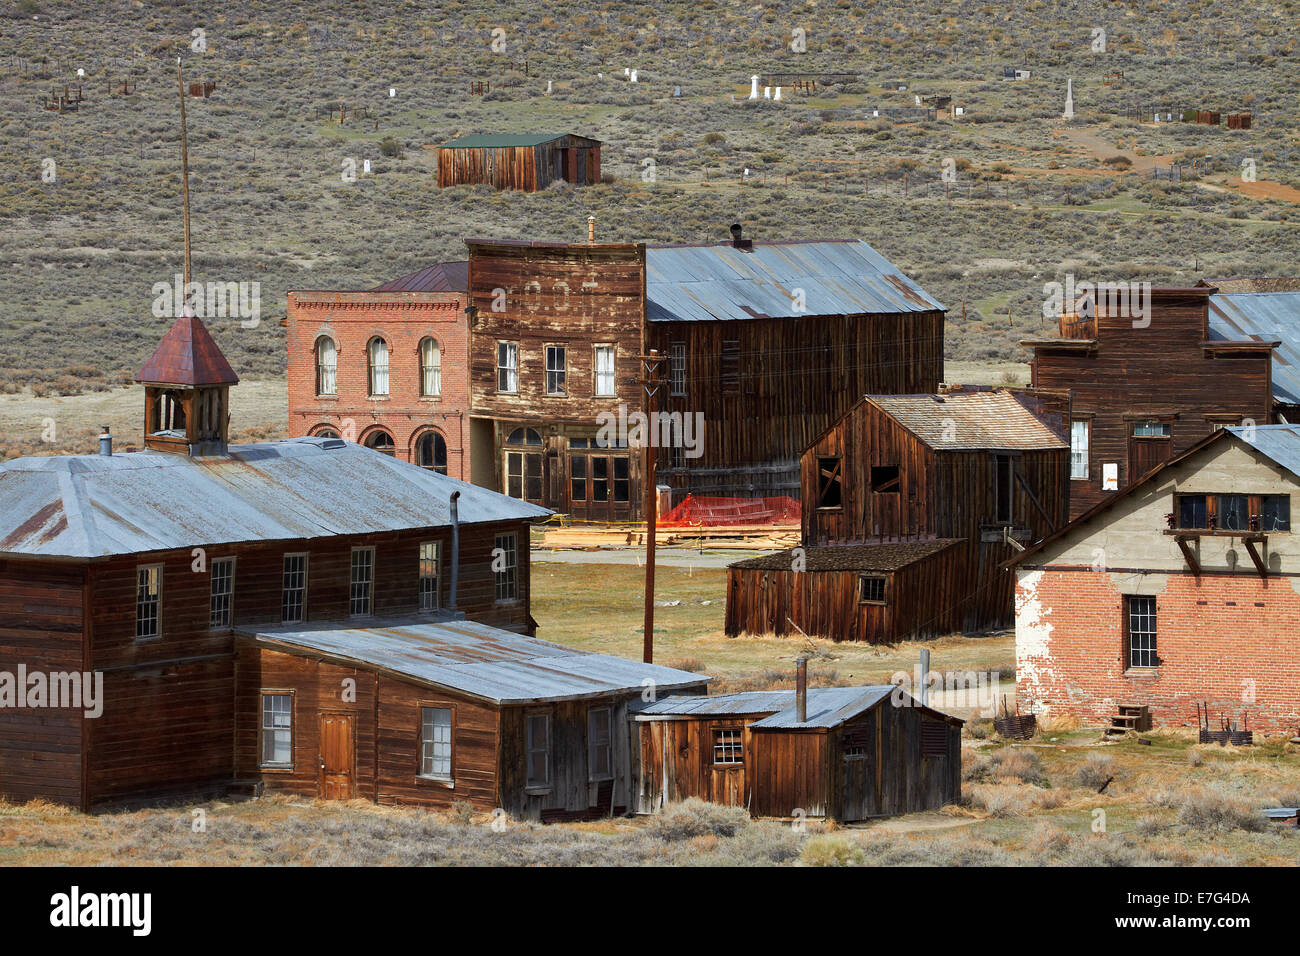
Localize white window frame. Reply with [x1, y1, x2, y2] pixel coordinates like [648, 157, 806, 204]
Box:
[260, 691, 294, 769]
[594, 345, 616, 398]
[350, 546, 375, 617]
[1070, 420, 1090, 480]
[669, 341, 686, 397]
[368, 337, 390, 396]
[281, 553, 308, 623]
[315, 336, 337, 396]
[135, 564, 163, 641]
[209, 556, 236, 629]
[545, 345, 567, 396]
[494, 532, 518, 603]
[497, 342, 518, 393]
[419, 541, 440, 611]
[526, 712, 551, 790]
[418, 706, 453, 781]
[420, 337, 441, 398]
[588, 706, 613, 781]
[713, 728, 743, 765]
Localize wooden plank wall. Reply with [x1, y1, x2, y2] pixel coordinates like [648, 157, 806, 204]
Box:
[81, 520, 530, 806]
[828, 706, 960, 820]
[0, 559, 86, 807]
[724, 544, 967, 643]
[635, 715, 759, 813]
[437, 138, 600, 191]
[750, 730, 829, 818]
[1031, 292, 1273, 519]
[650, 310, 943, 500]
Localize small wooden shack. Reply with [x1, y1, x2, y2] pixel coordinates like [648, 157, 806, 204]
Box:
[436, 134, 602, 191]
[634, 682, 962, 821]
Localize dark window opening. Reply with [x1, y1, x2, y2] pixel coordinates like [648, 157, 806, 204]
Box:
[1261, 495, 1291, 532]
[920, 718, 948, 756]
[817, 457, 843, 509]
[1125, 595, 1157, 669]
[1218, 494, 1249, 532]
[1178, 494, 1208, 530]
[995, 454, 1013, 524]
[870, 464, 901, 493]
[858, 575, 886, 604]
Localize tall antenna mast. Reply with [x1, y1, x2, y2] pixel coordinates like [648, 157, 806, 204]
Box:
[176, 55, 193, 311]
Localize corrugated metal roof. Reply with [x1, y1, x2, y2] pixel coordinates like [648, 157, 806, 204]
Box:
[1208, 292, 1300, 406]
[372, 261, 468, 294]
[240, 616, 707, 705]
[0, 437, 550, 559]
[1227, 423, 1300, 478]
[644, 240, 944, 322]
[868, 392, 1068, 450]
[135, 314, 239, 386]
[440, 134, 597, 149]
[636, 686, 926, 729]
[729, 540, 963, 572]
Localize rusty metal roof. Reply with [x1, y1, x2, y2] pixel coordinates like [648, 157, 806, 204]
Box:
[372, 261, 468, 294]
[240, 616, 707, 705]
[867, 391, 1068, 451]
[644, 239, 944, 322]
[0, 437, 550, 559]
[729, 540, 963, 573]
[635, 685, 957, 729]
[1208, 292, 1300, 406]
[135, 314, 239, 386]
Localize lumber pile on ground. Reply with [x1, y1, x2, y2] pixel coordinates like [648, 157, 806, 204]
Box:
[537, 523, 800, 551]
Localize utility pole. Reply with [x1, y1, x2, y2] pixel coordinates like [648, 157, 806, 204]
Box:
[639, 350, 664, 663]
[176, 56, 193, 311]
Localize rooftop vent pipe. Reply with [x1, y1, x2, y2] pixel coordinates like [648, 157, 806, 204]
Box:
[587, 215, 596, 242]
[796, 656, 808, 723]
[729, 222, 753, 251]
[98, 425, 113, 457]
[448, 490, 461, 610]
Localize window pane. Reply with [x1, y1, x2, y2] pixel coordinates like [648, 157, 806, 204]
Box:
[570, 455, 587, 501]
[1070, 421, 1089, 479]
[1178, 495, 1207, 530]
[595, 346, 615, 396]
[669, 342, 686, 396]
[1262, 495, 1291, 532]
[281, 554, 307, 623]
[1218, 494, 1249, 531]
[350, 548, 373, 616]
[370, 339, 389, 395]
[420, 707, 452, 777]
[1127, 596, 1157, 668]
[209, 557, 234, 628]
[261, 694, 292, 765]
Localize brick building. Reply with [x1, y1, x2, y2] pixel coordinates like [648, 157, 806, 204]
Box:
[285, 261, 471, 479]
[1013, 424, 1300, 733]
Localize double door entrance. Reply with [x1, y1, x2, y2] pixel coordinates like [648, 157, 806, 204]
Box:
[502, 428, 632, 521]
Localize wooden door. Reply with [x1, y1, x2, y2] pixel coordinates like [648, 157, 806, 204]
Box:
[506, 451, 544, 505]
[319, 714, 355, 800]
[1128, 437, 1171, 482]
[705, 723, 746, 807]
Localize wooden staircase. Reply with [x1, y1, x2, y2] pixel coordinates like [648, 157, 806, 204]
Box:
[1106, 703, 1151, 736]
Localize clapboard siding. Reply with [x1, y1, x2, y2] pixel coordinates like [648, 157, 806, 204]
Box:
[0, 560, 86, 807]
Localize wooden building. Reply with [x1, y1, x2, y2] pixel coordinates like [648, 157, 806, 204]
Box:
[1204, 287, 1300, 423]
[1023, 286, 1276, 520]
[285, 262, 472, 477]
[1013, 424, 1300, 734]
[0, 314, 559, 810]
[633, 682, 962, 821]
[726, 389, 1070, 642]
[235, 618, 707, 819]
[464, 230, 945, 518]
[436, 134, 602, 191]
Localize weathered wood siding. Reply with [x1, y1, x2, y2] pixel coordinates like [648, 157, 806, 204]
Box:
[437, 137, 601, 191]
[635, 715, 760, 813]
[0, 559, 87, 807]
[724, 545, 966, 643]
[650, 310, 944, 500]
[750, 730, 829, 818]
[1030, 291, 1274, 519]
[830, 706, 961, 820]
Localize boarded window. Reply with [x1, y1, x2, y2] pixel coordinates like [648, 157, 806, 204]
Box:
[721, 340, 740, 393]
[920, 717, 948, 756]
[209, 557, 234, 628]
[136, 565, 162, 640]
[588, 706, 613, 781]
[713, 729, 743, 765]
[1125, 595, 1157, 669]
[261, 693, 292, 767]
[526, 713, 551, 788]
[817, 457, 843, 509]
[418, 542, 440, 611]
[349, 547, 374, 617]
[281, 554, 307, 623]
[871, 464, 901, 493]
[419, 707, 452, 779]
[858, 574, 886, 604]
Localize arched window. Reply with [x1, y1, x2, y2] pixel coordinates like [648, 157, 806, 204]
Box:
[368, 338, 389, 396]
[506, 427, 542, 446]
[315, 337, 337, 396]
[416, 430, 448, 474]
[419, 338, 441, 398]
[312, 425, 340, 439]
[364, 430, 395, 456]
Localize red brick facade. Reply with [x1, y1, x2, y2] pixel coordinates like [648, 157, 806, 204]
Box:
[1016, 568, 1300, 733]
[285, 291, 470, 480]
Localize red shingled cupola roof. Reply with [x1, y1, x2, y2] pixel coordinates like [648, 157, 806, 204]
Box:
[135, 313, 240, 386]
